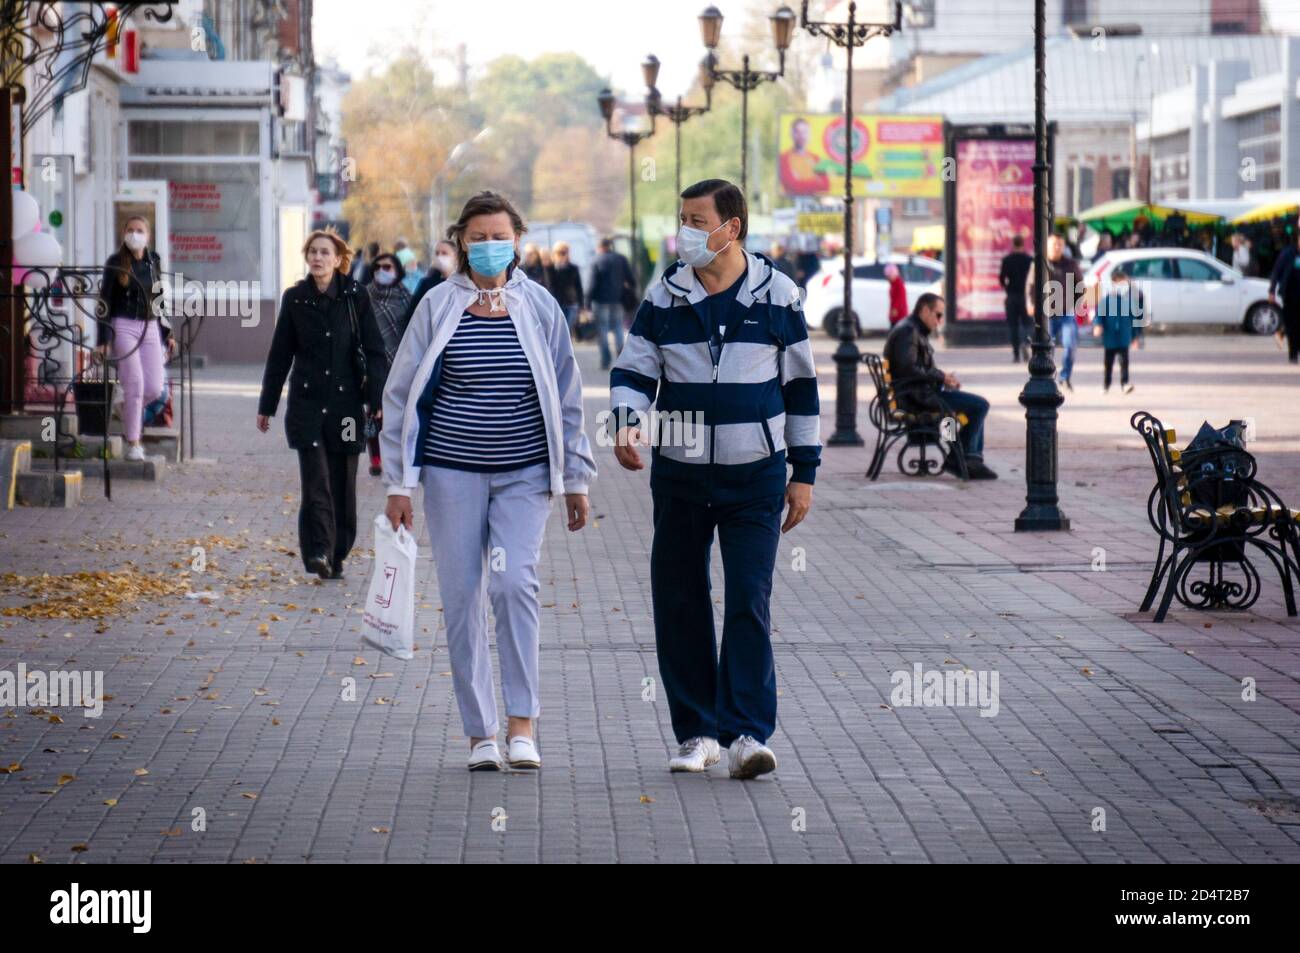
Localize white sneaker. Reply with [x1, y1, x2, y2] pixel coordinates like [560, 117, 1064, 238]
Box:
[669, 736, 721, 773]
[506, 735, 540, 769]
[1123, 383, 1135, 394]
[728, 735, 777, 780]
[467, 739, 503, 772]
[124, 443, 146, 462]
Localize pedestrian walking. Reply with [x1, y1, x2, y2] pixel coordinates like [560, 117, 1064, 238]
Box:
[587, 236, 634, 370]
[1026, 233, 1084, 391]
[770, 241, 796, 282]
[1269, 230, 1300, 363]
[1088, 266, 1143, 393]
[998, 235, 1033, 361]
[400, 239, 456, 339]
[610, 178, 821, 780]
[885, 262, 908, 327]
[547, 240, 585, 336]
[521, 243, 548, 289]
[256, 228, 388, 581]
[381, 190, 596, 772]
[365, 252, 411, 476]
[395, 247, 423, 296]
[94, 215, 177, 461]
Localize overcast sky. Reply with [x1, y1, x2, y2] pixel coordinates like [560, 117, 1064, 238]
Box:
[313, 0, 732, 97]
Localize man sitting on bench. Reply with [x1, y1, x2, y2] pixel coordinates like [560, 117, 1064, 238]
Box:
[882, 292, 997, 480]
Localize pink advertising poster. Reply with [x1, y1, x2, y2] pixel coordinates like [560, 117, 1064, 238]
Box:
[954, 138, 1036, 322]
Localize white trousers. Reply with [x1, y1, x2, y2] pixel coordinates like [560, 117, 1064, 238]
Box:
[421, 462, 552, 738]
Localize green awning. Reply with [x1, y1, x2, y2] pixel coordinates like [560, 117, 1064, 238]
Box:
[1077, 199, 1222, 232]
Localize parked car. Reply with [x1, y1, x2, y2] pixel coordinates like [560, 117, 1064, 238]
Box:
[801, 254, 944, 337]
[1081, 248, 1280, 334]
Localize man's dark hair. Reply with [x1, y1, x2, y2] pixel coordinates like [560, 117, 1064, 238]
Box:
[599, 236, 613, 251]
[911, 292, 943, 320]
[1011, 235, 1024, 249]
[681, 178, 748, 241]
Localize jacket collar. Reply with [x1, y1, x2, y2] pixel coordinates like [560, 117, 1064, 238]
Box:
[661, 248, 775, 308]
[444, 265, 533, 314]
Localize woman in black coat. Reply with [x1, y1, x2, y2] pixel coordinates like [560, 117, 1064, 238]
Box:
[256, 228, 388, 579]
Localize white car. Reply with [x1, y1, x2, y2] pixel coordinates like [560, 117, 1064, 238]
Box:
[1082, 248, 1280, 334]
[801, 254, 944, 337]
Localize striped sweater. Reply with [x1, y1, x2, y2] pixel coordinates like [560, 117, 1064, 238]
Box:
[422, 312, 549, 471]
[609, 250, 821, 503]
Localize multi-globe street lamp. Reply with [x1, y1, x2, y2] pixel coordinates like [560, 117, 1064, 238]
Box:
[698, 4, 795, 195]
[797, 0, 902, 448]
[597, 65, 659, 294]
[643, 54, 712, 202]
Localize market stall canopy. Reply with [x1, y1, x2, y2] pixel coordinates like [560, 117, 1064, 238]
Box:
[1230, 199, 1299, 225]
[1077, 199, 1222, 232]
[911, 224, 944, 251]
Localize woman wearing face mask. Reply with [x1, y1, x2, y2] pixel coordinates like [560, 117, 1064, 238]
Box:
[256, 228, 388, 580]
[380, 191, 596, 772]
[365, 252, 411, 476]
[399, 239, 456, 338]
[94, 216, 176, 461]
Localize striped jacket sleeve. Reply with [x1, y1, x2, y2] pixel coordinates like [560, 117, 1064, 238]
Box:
[607, 298, 662, 438]
[777, 292, 822, 485]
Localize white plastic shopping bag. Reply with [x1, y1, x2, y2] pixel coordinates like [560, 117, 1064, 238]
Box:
[360, 513, 417, 661]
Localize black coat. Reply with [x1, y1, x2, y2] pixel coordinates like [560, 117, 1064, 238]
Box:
[94, 249, 171, 347]
[257, 272, 388, 454]
[883, 314, 945, 412]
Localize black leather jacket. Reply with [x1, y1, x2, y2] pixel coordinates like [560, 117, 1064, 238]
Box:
[882, 314, 945, 412]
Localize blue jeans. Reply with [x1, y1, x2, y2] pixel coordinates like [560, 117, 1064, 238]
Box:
[593, 301, 626, 368]
[1050, 315, 1078, 382]
[940, 388, 989, 461]
[562, 304, 580, 334]
[650, 491, 783, 746]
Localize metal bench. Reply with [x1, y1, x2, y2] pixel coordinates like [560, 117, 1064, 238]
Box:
[862, 352, 969, 482]
[1131, 411, 1300, 622]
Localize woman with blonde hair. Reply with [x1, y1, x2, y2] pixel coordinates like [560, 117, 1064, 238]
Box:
[257, 228, 388, 579]
[381, 191, 596, 771]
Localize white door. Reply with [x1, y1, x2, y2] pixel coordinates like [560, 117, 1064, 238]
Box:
[1120, 255, 1178, 326]
[1172, 255, 1238, 326]
[114, 180, 171, 274]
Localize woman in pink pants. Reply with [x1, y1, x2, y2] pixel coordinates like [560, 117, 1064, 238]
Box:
[95, 216, 176, 459]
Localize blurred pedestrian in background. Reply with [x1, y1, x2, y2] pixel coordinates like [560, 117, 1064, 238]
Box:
[365, 251, 411, 476]
[885, 262, 908, 329]
[587, 236, 634, 370]
[548, 240, 585, 337]
[999, 235, 1033, 362]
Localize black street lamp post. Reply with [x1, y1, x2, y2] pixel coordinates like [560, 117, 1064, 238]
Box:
[643, 55, 712, 201]
[1014, 0, 1069, 531]
[699, 5, 795, 195]
[799, 0, 902, 448]
[598, 77, 658, 295]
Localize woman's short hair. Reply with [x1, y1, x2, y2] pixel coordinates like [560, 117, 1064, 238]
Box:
[446, 190, 527, 275]
[302, 227, 352, 274]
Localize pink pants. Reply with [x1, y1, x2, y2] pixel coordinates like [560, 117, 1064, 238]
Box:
[111, 317, 165, 442]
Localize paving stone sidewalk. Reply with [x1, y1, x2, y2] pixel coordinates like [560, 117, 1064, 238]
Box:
[2, 335, 1299, 863]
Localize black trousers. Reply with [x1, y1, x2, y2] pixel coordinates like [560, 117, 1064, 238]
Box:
[296, 445, 359, 572]
[1285, 304, 1300, 362]
[1006, 301, 1030, 360]
[1103, 347, 1130, 388]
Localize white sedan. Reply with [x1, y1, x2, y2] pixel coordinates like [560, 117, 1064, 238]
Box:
[801, 254, 944, 337]
[1082, 248, 1280, 334]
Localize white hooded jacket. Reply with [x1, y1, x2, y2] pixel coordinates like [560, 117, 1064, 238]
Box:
[379, 267, 596, 498]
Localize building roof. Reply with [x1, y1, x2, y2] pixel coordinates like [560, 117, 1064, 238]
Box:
[869, 34, 1285, 124]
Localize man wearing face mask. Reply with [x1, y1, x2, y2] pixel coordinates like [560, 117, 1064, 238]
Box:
[398, 239, 458, 341]
[610, 178, 821, 781]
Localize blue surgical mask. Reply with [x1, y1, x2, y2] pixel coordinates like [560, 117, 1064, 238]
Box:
[467, 239, 516, 277]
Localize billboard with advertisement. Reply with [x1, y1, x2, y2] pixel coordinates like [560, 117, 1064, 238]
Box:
[942, 123, 1054, 344]
[778, 113, 943, 199]
[953, 138, 1036, 322]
